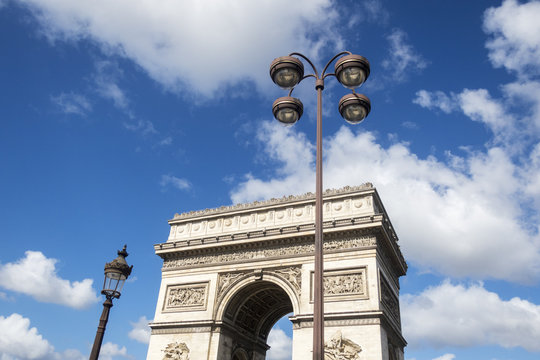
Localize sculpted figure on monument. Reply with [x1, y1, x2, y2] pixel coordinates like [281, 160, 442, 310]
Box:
[162, 342, 190, 360]
[324, 330, 362, 360]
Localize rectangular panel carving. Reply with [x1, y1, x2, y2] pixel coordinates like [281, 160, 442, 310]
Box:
[162, 282, 209, 312]
[310, 267, 368, 302]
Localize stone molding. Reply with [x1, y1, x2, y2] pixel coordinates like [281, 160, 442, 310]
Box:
[151, 327, 213, 335]
[162, 282, 209, 312]
[292, 317, 381, 329]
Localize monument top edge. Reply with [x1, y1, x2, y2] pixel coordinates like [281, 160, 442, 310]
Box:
[170, 183, 375, 222]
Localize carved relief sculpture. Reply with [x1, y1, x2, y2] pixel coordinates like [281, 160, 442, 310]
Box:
[323, 273, 364, 296]
[273, 267, 302, 295]
[164, 283, 207, 311]
[162, 342, 190, 360]
[324, 330, 362, 360]
[217, 272, 247, 300]
[380, 276, 400, 325]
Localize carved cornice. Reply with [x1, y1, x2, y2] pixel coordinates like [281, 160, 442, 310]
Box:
[171, 184, 374, 221]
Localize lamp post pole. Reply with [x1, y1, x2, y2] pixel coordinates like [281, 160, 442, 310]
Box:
[89, 245, 133, 360]
[89, 297, 113, 360]
[270, 52, 371, 359]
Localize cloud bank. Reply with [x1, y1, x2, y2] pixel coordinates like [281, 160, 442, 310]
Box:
[402, 281, 540, 351]
[17, 0, 343, 97]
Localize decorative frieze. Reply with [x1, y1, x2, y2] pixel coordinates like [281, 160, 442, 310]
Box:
[163, 282, 208, 312]
[310, 268, 367, 302]
[163, 236, 376, 270]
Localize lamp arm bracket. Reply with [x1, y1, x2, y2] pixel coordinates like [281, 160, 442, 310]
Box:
[287, 74, 317, 96]
[321, 51, 351, 77]
[322, 73, 336, 81]
[289, 52, 319, 78]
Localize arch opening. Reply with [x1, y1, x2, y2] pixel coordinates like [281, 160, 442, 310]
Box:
[220, 280, 294, 359]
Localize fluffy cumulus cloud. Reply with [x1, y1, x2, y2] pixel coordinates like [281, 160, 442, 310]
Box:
[0, 251, 99, 309]
[231, 122, 540, 283]
[484, 0, 540, 76]
[0, 313, 85, 360]
[266, 327, 293, 360]
[15, 0, 343, 97]
[128, 316, 151, 344]
[402, 281, 540, 351]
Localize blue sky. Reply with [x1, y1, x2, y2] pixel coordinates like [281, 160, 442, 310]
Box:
[1, 0, 540, 359]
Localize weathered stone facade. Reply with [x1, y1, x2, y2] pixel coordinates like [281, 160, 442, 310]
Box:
[146, 184, 407, 359]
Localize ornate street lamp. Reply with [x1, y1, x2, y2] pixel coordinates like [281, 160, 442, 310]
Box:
[89, 245, 133, 360]
[270, 52, 371, 359]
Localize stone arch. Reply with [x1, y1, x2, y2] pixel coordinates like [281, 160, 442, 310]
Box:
[214, 272, 299, 358]
[215, 271, 300, 322]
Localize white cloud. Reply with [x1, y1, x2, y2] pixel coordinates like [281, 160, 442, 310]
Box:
[51, 92, 92, 115]
[99, 342, 130, 360]
[267, 327, 292, 360]
[17, 0, 344, 97]
[484, 0, 540, 76]
[458, 88, 509, 135]
[402, 281, 540, 352]
[160, 175, 191, 191]
[230, 123, 540, 283]
[382, 29, 428, 82]
[128, 316, 151, 344]
[0, 313, 54, 360]
[432, 355, 455, 360]
[0, 251, 99, 309]
[413, 90, 456, 114]
[0, 313, 86, 360]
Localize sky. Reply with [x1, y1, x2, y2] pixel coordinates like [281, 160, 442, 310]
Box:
[0, 0, 539, 359]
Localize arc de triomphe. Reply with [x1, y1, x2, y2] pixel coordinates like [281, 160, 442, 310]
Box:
[146, 184, 407, 360]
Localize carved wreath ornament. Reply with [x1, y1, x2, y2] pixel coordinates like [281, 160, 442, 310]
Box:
[324, 330, 362, 360]
[162, 342, 190, 360]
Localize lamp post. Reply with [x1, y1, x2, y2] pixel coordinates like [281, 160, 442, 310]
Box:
[89, 245, 133, 360]
[269, 52, 371, 359]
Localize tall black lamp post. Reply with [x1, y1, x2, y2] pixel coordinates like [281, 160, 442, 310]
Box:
[269, 52, 371, 359]
[89, 245, 133, 360]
